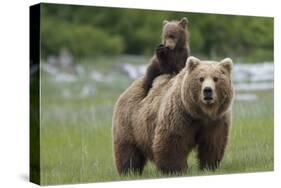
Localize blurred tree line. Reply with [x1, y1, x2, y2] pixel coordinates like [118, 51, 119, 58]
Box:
[41, 3, 273, 62]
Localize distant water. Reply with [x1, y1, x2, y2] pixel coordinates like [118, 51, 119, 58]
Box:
[41, 60, 273, 101]
[120, 62, 274, 102]
[121, 62, 273, 87]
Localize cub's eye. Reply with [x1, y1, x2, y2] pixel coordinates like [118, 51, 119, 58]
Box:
[199, 77, 204, 82]
[213, 77, 218, 82]
[168, 34, 175, 39]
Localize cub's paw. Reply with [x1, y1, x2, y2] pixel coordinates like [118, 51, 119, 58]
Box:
[156, 44, 169, 58]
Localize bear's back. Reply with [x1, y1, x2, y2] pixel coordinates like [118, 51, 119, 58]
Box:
[113, 74, 175, 159]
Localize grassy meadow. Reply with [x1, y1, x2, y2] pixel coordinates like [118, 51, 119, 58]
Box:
[39, 57, 274, 185]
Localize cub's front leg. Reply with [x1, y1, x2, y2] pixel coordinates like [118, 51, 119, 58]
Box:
[156, 44, 169, 61]
[156, 44, 176, 74]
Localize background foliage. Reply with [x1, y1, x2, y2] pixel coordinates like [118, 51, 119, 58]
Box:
[41, 4, 273, 62]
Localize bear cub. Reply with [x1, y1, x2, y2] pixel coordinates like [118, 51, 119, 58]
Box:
[142, 17, 190, 95]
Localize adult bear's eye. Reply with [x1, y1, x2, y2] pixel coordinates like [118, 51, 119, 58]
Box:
[199, 77, 204, 82]
[213, 77, 218, 82]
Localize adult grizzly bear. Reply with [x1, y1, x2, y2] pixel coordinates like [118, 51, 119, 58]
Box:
[112, 56, 234, 175]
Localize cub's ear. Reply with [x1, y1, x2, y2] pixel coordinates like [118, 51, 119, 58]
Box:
[219, 58, 233, 74]
[186, 56, 200, 72]
[163, 20, 169, 26]
[179, 17, 188, 28]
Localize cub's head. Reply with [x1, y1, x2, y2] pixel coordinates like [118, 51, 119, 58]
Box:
[162, 17, 189, 50]
[181, 56, 234, 119]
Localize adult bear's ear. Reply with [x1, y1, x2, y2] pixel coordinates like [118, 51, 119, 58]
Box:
[186, 56, 200, 72]
[219, 58, 233, 74]
[163, 20, 169, 26]
[179, 17, 188, 28]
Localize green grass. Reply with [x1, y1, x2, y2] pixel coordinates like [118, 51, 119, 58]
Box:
[39, 59, 274, 185]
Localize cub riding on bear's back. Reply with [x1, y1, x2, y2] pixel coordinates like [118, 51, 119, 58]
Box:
[142, 17, 190, 95]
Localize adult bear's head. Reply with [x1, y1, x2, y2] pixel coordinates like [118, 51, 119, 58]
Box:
[180, 56, 234, 120]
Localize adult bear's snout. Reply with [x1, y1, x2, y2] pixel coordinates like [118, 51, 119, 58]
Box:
[203, 87, 213, 100]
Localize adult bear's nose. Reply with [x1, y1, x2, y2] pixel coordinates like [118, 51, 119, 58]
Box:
[203, 87, 213, 99]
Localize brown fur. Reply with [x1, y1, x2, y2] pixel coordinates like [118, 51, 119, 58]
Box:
[112, 56, 234, 175]
[142, 17, 190, 95]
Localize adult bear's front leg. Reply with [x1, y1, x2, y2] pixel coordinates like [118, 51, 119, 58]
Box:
[152, 131, 189, 174]
[197, 119, 230, 170]
[114, 140, 147, 175]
